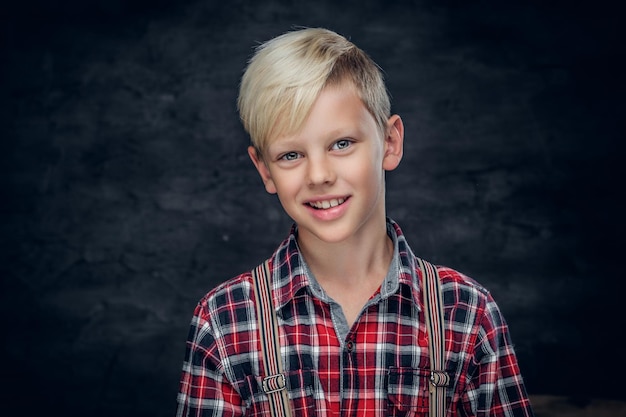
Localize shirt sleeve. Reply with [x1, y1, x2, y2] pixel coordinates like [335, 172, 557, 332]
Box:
[461, 296, 535, 417]
[175, 302, 245, 417]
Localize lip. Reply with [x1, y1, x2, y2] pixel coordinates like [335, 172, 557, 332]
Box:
[303, 195, 351, 221]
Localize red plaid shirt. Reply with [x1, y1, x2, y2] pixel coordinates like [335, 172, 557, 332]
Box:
[176, 219, 534, 416]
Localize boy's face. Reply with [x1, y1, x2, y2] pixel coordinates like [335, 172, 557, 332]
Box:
[248, 84, 404, 245]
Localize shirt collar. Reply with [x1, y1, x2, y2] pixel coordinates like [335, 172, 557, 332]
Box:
[270, 218, 422, 311]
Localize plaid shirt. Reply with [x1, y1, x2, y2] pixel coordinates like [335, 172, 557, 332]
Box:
[176, 219, 534, 416]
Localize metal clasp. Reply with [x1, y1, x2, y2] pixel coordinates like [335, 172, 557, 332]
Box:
[262, 373, 287, 394]
[430, 370, 450, 388]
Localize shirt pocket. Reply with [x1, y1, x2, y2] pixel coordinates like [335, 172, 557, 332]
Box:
[387, 366, 430, 417]
[242, 368, 317, 416]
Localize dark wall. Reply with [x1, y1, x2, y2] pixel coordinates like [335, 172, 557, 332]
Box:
[2, 0, 624, 415]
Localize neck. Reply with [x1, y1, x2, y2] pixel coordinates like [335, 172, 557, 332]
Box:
[297, 219, 393, 289]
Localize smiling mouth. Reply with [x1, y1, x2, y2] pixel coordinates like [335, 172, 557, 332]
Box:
[307, 197, 347, 210]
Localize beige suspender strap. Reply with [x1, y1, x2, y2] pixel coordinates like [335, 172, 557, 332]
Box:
[251, 260, 292, 417]
[417, 258, 450, 417]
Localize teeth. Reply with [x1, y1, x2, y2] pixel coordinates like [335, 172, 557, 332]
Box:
[309, 198, 345, 209]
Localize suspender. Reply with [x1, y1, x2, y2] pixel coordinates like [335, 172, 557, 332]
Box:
[417, 258, 450, 416]
[251, 260, 292, 417]
[251, 257, 449, 417]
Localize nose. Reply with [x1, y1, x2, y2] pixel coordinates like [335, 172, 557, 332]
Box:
[306, 154, 335, 186]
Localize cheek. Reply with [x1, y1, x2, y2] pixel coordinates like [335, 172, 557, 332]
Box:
[272, 174, 300, 196]
[346, 152, 383, 180]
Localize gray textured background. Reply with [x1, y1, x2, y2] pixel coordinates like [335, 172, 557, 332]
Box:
[2, 0, 624, 415]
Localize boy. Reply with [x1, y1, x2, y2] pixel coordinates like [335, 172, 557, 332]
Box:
[175, 28, 534, 416]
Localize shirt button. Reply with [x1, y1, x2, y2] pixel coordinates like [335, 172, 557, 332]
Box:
[346, 341, 354, 352]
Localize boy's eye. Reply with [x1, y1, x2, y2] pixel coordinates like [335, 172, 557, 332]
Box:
[280, 152, 300, 161]
[332, 139, 352, 150]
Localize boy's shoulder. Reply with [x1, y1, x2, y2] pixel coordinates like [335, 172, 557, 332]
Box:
[194, 270, 255, 321]
[435, 264, 491, 297]
[432, 264, 504, 325]
[179, 271, 257, 347]
[426, 264, 496, 317]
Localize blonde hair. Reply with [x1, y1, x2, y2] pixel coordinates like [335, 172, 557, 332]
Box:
[237, 28, 391, 155]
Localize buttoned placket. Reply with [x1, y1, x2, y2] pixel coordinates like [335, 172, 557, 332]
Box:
[294, 224, 404, 413]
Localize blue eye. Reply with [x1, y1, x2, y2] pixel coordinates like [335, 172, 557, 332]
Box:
[333, 139, 351, 150]
[281, 152, 300, 161]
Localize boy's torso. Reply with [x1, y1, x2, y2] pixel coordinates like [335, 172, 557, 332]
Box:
[197, 219, 490, 416]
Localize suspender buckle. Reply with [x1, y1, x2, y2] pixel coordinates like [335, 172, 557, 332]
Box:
[430, 370, 450, 388]
[262, 373, 287, 394]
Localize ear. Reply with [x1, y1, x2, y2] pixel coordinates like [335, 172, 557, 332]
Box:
[382, 114, 404, 171]
[248, 146, 277, 194]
